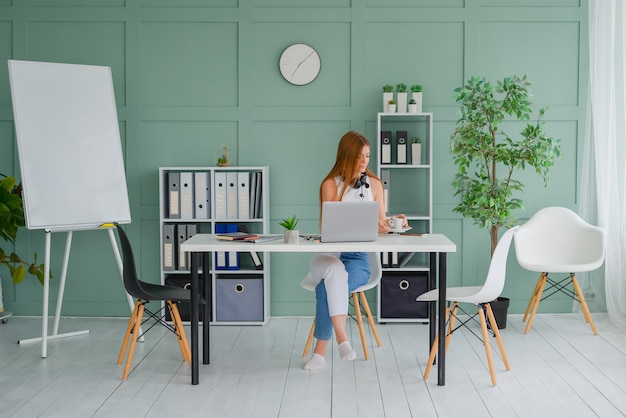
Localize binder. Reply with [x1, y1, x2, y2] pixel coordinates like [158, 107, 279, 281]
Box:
[391, 251, 399, 268]
[214, 172, 227, 219]
[381, 169, 390, 215]
[214, 223, 228, 270]
[194, 172, 209, 219]
[167, 172, 180, 219]
[249, 172, 257, 218]
[226, 171, 238, 219]
[396, 131, 407, 164]
[381, 131, 392, 164]
[249, 251, 263, 270]
[254, 172, 263, 218]
[180, 172, 194, 220]
[237, 172, 250, 219]
[398, 252, 415, 268]
[227, 250, 239, 270]
[381, 252, 390, 268]
[176, 224, 188, 271]
[162, 224, 175, 271]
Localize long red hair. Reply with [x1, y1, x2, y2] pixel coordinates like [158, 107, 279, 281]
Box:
[320, 131, 380, 206]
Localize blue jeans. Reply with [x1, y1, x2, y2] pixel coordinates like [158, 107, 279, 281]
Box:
[314, 252, 370, 340]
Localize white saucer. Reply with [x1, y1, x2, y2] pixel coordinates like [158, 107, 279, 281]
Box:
[389, 227, 411, 234]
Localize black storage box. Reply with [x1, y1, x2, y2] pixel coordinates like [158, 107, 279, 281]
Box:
[380, 271, 429, 319]
[164, 275, 205, 322]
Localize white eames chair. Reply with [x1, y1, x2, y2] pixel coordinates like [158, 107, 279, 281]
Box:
[416, 226, 517, 386]
[513, 206, 605, 335]
[301, 252, 382, 360]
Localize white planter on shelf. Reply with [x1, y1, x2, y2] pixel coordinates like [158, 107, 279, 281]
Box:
[396, 92, 408, 113]
[387, 104, 397, 113]
[284, 230, 299, 244]
[408, 103, 418, 113]
[383, 92, 393, 112]
[411, 143, 422, 165]
[411, 92, 423, 113]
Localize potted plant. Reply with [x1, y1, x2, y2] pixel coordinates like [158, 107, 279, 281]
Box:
[408, 99, 418, 113]
[450, 75, 561, 328]
[279, 216, 299, 244]
[382, 84, 394, 112]
[216, 145, 230, 167]
[0, 173, 46, 317]
[387, 99, 397, 113]
[396, 83, 408, 113]
[410, 84, 423, 113]
[410, 137, 422, 165]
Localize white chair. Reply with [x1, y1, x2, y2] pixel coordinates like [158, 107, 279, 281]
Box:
[513, 206, 605, 335]
[417, 226, 517, 386]
[301, 252, 382, 360]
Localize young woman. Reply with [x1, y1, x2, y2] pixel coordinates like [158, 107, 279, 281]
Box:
[304, 131, 408, 370]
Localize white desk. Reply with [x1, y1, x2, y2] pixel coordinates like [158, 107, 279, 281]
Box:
[181, 233, 457, 385]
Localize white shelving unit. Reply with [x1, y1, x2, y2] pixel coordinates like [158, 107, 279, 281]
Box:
[158, 166, 270, 325]
[376, 113, 433, 323]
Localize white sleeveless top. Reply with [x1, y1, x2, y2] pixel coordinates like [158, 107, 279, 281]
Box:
[334, 175, 374, 202]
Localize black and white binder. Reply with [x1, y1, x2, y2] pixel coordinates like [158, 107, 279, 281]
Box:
[381, 169, 390, 215]
[396, 131, 407, 164]
[180, 172, 194, 220]
[249, 251, 263, 270]
[176, 224, 188, 271]
[167, 172, 180, 219]
[237, 172, 250, 219]
[226, 171, 238, 219]
[214, 172, 227, 219]
[254, 172, 263, 218]
[162, 224, 175, 271]
[381, 131, 392, 164]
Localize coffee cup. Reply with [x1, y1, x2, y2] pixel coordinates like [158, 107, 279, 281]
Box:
[388, 217, 403, 230]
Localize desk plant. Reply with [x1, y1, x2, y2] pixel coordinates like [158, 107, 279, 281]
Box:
[0, 173, 45, 285]
[279, 215, 299, 244]
[451, 75, 561, 255]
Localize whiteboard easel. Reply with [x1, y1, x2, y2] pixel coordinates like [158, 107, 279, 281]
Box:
[8, 60, 134, 357]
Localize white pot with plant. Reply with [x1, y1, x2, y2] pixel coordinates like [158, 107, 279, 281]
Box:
[387, 100, 397, 113]
[411, 137, 422, 165]
[410, 84, 423, 113]
[279, 216, 299, 244]
[408, 99, 418, 113]
[382, 84, 393, 112]
[396, 83, 408, 113]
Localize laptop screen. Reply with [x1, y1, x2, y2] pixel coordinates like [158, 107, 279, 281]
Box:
[320, 201, 380, 243]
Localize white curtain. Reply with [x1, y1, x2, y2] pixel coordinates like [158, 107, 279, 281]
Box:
[585, 0, 626, 327]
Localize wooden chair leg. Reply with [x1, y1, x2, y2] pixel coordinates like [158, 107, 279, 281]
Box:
[168, 301, 191, 363]
[523, 273, 545, 322]
[423, 304, 451, 380]
[171, 303, 192, 362]
[303, 319, 315, 357]
[359, 291, 381, 347]
[353, 292, 369, 360]
[485, 303, 510, 371]
[445, 303, 458, 353]
[570, 274, 599, 335]
[122, 302, 145, 380]
[525, 273, 548, 334]
[478, 306, 497, 386]
[117, 300, 141, 365]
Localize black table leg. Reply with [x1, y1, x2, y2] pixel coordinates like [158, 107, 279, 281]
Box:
[190, 252, 199, 385]
[202, 252, 211, 364]
[428, 252, 437, 356]
[437, 252, 447, 386]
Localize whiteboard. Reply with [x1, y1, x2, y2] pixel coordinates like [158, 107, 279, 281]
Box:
[8, 60, 131, 230]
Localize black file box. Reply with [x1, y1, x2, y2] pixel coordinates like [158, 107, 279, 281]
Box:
[380, 271, 429, 319]
[215, 274, 264, 322]
[164, 275, 205, 322]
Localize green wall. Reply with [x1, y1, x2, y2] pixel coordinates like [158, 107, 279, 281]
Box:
[0, 0, 588, 317]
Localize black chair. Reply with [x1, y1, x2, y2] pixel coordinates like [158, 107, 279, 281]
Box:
[114, 224, 192, 380]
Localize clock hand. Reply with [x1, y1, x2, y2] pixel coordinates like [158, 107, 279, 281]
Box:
[291, 51, 316, 76]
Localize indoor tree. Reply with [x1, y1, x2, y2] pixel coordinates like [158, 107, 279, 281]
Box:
[451, 75, 562, 255]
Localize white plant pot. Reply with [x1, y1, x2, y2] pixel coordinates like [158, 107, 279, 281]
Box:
[383, 92, 393, 112]
[411, 143, 422, 165]
[396, 92, 408, 113]
[284, 230, 299, 244]
[408, 104, 418, 113]
[387, 104, 397, 113]
[411, 92, 423, 113]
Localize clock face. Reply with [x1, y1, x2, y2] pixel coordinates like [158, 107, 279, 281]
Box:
[279, 43, 321, 86]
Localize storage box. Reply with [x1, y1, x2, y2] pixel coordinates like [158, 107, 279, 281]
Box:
[380, 271, 429, 319]
[164, 275, 204, 322]
[215, 275, 264, 322]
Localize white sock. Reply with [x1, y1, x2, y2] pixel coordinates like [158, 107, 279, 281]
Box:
[304, 353, 326, 370]
[338, 341, 356, 361]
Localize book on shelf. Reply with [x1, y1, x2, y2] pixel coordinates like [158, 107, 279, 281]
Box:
[216, 232, 261, 241]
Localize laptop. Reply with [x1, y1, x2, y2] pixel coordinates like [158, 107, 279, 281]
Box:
[320, 201, 380, 243]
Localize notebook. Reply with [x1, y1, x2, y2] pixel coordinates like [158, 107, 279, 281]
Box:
[320, 201, 380, 243]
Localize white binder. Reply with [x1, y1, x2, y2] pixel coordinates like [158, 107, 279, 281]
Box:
[237, 172, 250, 219]
[194, 172, 209, 219]
[214, 172, 227, 219]
[381, 169, 390, 215]
[176, 224, 188, 270]
[167, 172, 180, 219]
[226, 171, 238, 219]
[180, 172, 194, 220]
[381, 131, 392, 164]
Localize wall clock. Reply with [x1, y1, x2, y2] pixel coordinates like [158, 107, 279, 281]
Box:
[279, 43, 321, 86]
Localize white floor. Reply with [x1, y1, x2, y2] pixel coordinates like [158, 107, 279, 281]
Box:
[1, 313, 625, 417]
